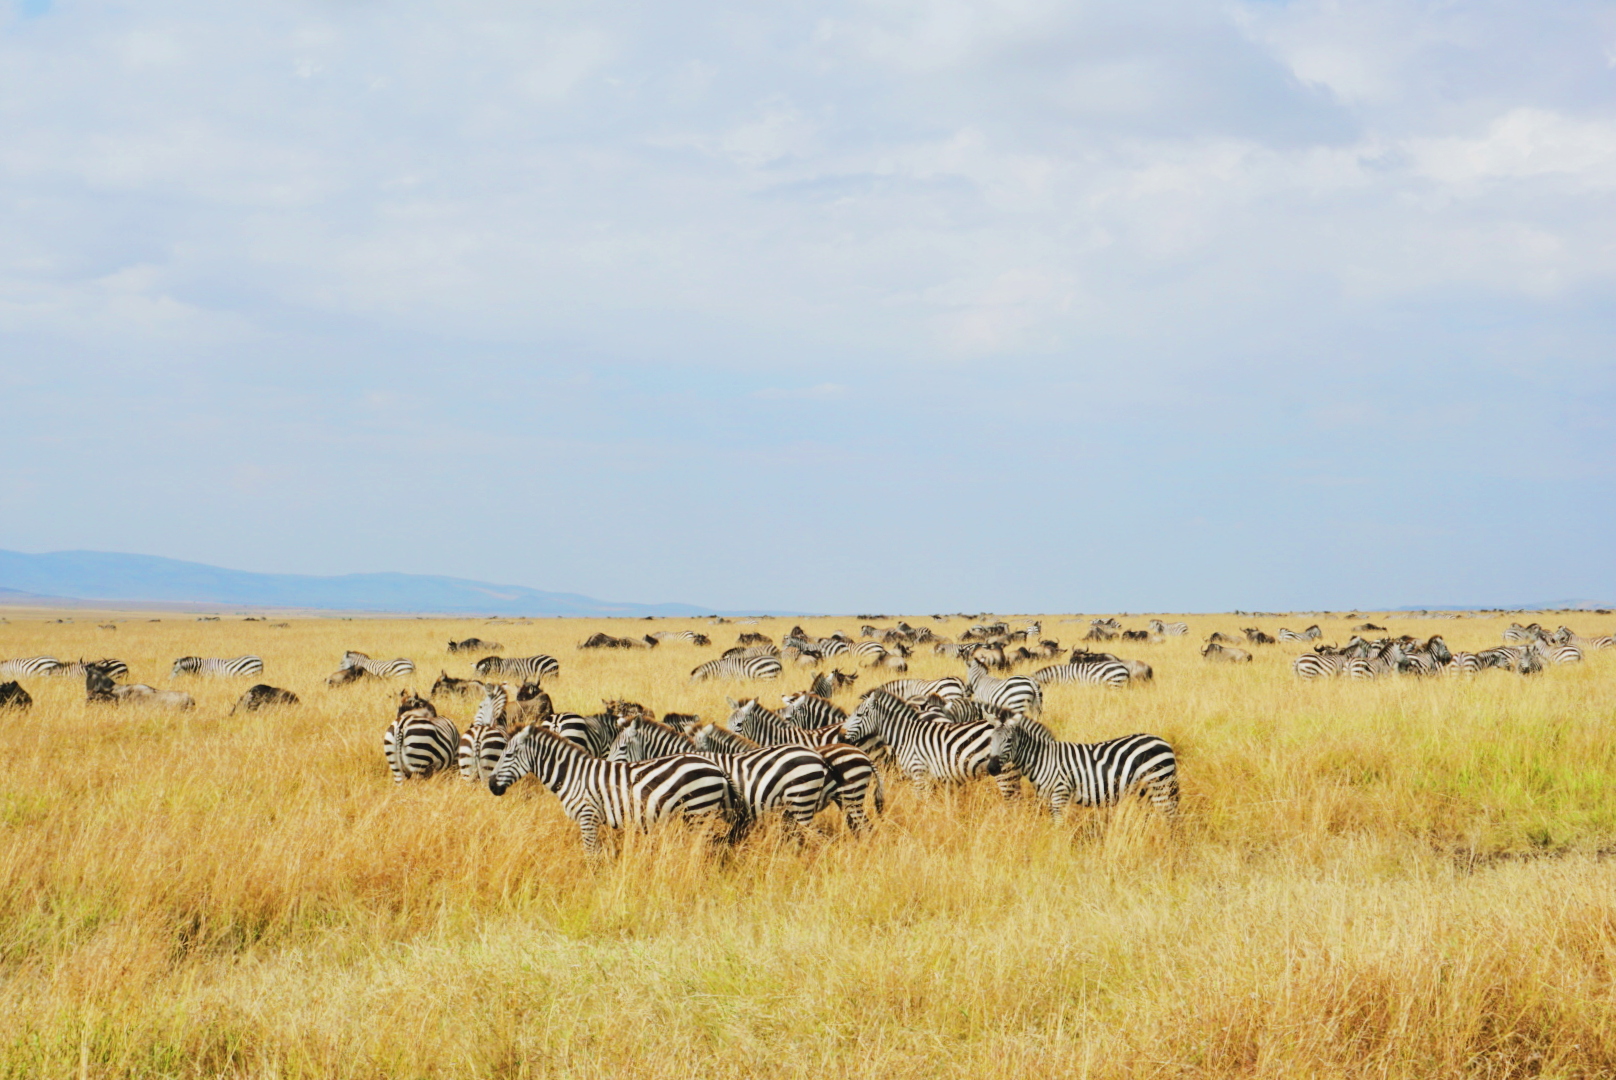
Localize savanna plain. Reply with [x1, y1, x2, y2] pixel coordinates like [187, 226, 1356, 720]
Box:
[2, 610, 1615, 1079]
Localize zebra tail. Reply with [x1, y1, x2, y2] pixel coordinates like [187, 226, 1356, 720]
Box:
[871, 767, 886, 816]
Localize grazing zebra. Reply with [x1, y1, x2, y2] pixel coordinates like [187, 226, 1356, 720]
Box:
[340, 651, 414, 678]
[1148, 620, 1189, 636]
[459, 684, 511, 783]
[1293, 652, 1349, 679]
[964, 661, 1042, 718]
[1277, 625, 1322, 643]
[988, 716, 1178, 819]
[0, 656, 60, 678]
[1446, 651, 1483, 673]
[231, 684, 299, 713]
[608, 716, 831, 833]
[877, 676, 967, 704]
[651, 630, 712, 646]
[474, 654, 558, 681]
[1533, 641, 1583, 666]
[172, 655, 265, 678]
[54, 658, 130, 679]
[690, 655, 783, 683]
[726, 697, 889, 767]
[843, 690, 1022, 798]
[780, 691, 848, 729]
[1553, 627, 1615, 650]
[384, 691, 459, 782]
[694, 723, 883, 832]
[722, 644, 781, 659]
[545, 711, 618, 757]
[447, 638, 502, 654]
[1503, 622, 1545, 644]
[488, 725, 736, 856]
[1346, 641, 1405, 679]
[1034, 658, 1131, 688]
[0, 681, 31, 710]
[809, 669, 858, 698]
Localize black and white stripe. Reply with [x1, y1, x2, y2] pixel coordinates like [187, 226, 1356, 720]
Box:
[1032, 659, 1131, 688]
[172, 655, 265, 678]
[876, 676, 967, 705]
[475, 654, 559, 681]
[458, 683, 510, 783]
[651, 630, 712, 646]
[341, 651, 414, 678]
[1278, 625, 1322, 642]
[843, 690, 1021, 798]
[384, 693, 459, 782]
[809, 669, 859, 698]
[54, 658, 130, 679]
[1147, 620, 1189, 636]
[779, 691, 847, 729]
[988, 716, 1178, 819]
[1292, 653, 1350, 679]
[701, 715, 884, 831]
[608, 717, 831, 832]
[489, 724, 736, 855]
[964, 661, 1042, 717]
[690, 655, 783, 683]
[0, 656, 61, 677]
[545, 711, 618, 757]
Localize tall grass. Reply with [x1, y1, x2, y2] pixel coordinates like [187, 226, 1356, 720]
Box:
[1, 611, 1614, 1077]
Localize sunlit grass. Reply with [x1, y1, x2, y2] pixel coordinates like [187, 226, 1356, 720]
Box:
[1, 610, 1614, 1077]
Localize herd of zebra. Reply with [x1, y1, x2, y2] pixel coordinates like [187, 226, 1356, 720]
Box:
[1290, 623, 1611, 679]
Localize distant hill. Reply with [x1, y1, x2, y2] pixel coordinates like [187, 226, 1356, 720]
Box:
[0, 550, 716, 617]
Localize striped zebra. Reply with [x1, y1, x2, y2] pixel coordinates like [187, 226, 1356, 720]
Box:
[727, 697, 885, 765]
[876, 676, 967, 704]
[172, 655, 265, 678]
[1446, 651, 1483, 674]
[341, 651, 414, 678]
[699, 718, 883, 831]
[1147, 620, 1189, 636]
[965, 661, 1042, 718]
[0, 656, 60, 677]
[1020, 621, 1042, 638]
[55, 658, 130, 679]
[1503, 623, 1545, 644]
[1277, 625, 1322, 642]
[843, 690, 1022, 798]
[690, 655, 783, 683]
[1553, 627, 1615, 650]
[458, 684, 511, 783]
[652, 630, 712, 646]
[1292, 652, 1350, 679]
[475, 654, 559, 681]
[1033, 659, 1130, 688]
[1346, 641, 1405, 679]
[544, 711, 617, 757]
[384, 691, 459, 783]
[809, 669, 858, 698]
[1534, 641, 1583, 666]
[488, 724, 736, 856]
[987, 715, 1178, 819]
[722, 644, 781, 659]
[608, 716, 831, 833]
[779, 691, 847, 729]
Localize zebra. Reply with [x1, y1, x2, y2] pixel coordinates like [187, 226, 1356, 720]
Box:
[172, 655, 265, 678]
[1292, 653, 1349, 679]
[696, 720, 883, 832]
[843, 690, 1022, 799]
[1277, 625, 1322, 643]
[1533, 641, 1583, 666]
[722, 644, 781, 659]
[459, 683, 511, 783]
[1503, 622, 1545, 644]
[608, 716, 831, 834]
[651, 630, 712, 646]
[876, 676, 967, 704]
[475, 655, 558, 681]
[779, 691, 847, 729]
[1019, 621, 1042, 638]
[1033, 659, 1131, 688]
[0, 656, 60, 678]
[488, 724, 736, 856]
[384, 691, 459, 783]
[1147, 620, 1189, 636]
[809, 669, 858, 698]
[1446, 651, 1483, 674]
[726, 697, 887, 766]
[341, 651, 414, 678]
[54, 658, 130, 679]
[1346, 641, 1405, 679]
[987, 715, 1178, 819]
[1553, 627, 1615, 650]
[544, 711, 618, 757]
[690, 655, 783, 683]
[964, 661, 1042, 718]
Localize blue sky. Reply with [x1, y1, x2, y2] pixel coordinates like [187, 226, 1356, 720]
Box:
[2, 0, 1613, 613]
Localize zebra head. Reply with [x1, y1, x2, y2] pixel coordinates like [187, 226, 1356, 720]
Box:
[985, 714, 1022, 775]
[842, 696, 877, 743]
[725, 698, 764, 737]
[170, 656, 199, 678]
[488, 723, 549, 795]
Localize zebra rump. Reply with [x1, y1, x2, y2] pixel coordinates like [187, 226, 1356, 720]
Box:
[0, 657, 60, 678]
[384, 691, 459, 782]
[988, 716, 1178, 819]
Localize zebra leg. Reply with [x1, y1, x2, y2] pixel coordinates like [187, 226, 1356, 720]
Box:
[993, 767, 1023, 800]
[575, 809, 605, 856]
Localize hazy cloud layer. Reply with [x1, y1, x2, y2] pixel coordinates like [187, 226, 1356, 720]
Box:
[3, 0, 1613, 611]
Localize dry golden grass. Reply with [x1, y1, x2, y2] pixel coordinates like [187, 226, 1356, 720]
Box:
[2, 609, 1615, 1078]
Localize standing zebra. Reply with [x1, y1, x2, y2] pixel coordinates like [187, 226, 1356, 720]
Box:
[0, 656, 60, 677]
[544, 711, 618, 757]
[488, 725, 736, 856]
[1292, 653, 1349, 679]
[172, 655, 265, 678]
[341, 651, 414, 678]
[987, 715, 1178, 819]
[608, 716, 831, 834]
[690, 655, 783, 683]
[1147, 620, 1189, 636]
[1278, 625, 1322, 642]
[54, 658, 130, 679]
[384, 691, 460, 783]
[693, 723, 883, 832]
[474, 654, 559, 681]
[965, 661, 1042, 718]
[842, 689, 1022, 798]
[651, 630, 712, 646]
[1033, 659, 1131, 688]
[809, 669, 858, 698]
[877, 676, 967, 704]
[779, 691, 848, 729]
[459, 683, 511, 783]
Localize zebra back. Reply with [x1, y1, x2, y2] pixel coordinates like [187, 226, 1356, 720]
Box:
[989, 716, 1177, 818]
[691, 655, 783, 683]
[0, 656, 60, 678]
[779, 692, 847, 729]
[1032, 661, 1130, 688]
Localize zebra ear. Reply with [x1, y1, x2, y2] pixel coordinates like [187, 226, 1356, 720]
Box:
[725, 697, 739, 710]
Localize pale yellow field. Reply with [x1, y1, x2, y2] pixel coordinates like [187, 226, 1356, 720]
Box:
[2, 610, 1614, 1078]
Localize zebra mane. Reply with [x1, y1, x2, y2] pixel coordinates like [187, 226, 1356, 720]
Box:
[1005, 714, 1054, 742]
[623, 714, 694, 745]
[693, 724, 758, 752]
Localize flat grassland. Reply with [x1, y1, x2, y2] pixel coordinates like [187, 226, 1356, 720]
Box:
[2, 611, 1614, 1079]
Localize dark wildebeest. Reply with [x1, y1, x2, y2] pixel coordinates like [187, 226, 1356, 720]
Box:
[0, 681, 31, 710]
[1201, 642, 1253, 663]
[1243, 629, 1277, 645]
[1122, 629, 1150, 641]
[432, 671, 486, 697]
[510, 682, 553, 725]
[737, 632, 772, 646]
[448, 638, 502, 654]
[231, 684, 300, 713]
[87, 667, 195, 709]
[326, 665, 377, 687]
